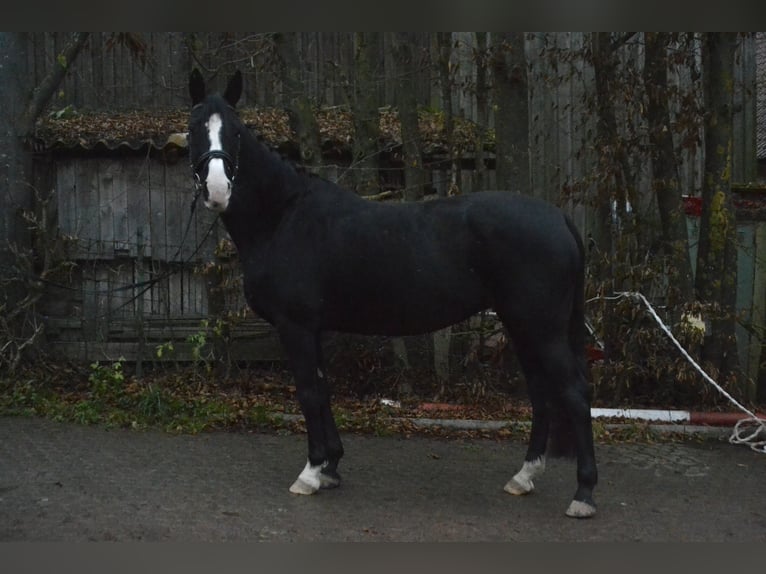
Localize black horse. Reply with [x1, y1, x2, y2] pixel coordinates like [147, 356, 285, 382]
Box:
[188, 70, 597, 518]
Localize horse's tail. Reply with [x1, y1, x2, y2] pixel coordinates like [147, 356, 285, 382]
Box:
[547, 215, 588, 458]
[566, 215, 587, 375]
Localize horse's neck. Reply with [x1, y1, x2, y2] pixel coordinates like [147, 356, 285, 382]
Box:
[220, 133, 301, 254]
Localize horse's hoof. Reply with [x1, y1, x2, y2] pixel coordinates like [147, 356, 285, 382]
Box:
[565, 499, 597, 518]
[504, 477, 534, 496]
[504, 458, 544, 496]
[289, 478, 319, 495]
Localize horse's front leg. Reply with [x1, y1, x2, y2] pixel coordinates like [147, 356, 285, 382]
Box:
[314, 339, 343, 486]
[278, 322, 342, 495]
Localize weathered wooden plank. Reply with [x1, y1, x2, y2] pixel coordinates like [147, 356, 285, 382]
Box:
[125, 158, 151, 259]
[147, 259, 164, 316]
[149, 158, 168, 261]
[736, 223, 756, 377]
[98, 159, 117, 257]
[74, 158, 102, 259]
[165, 169, 187, 263]
[47, 336, 284, 363]
[163, 164, 198, 262]
[102, 32, 117, 109]
[733, 33, 757, 183]
[111, 261, 137, 318]
[56, 159, 78, 243]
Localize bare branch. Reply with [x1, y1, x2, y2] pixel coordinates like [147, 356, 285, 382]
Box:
[17, 32, 90, 136]
[610, 32, 640, 51]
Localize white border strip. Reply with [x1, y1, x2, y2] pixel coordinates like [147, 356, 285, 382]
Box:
[590, 408, 690, 423]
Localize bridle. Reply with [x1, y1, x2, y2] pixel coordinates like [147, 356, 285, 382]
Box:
[190, 120, 242, 193]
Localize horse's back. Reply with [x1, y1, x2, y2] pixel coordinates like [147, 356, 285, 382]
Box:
[295, 189, 581, 336]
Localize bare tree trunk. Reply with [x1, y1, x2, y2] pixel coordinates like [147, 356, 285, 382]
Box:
[1, 32, 88, 371]
[436, 32, 458, 197]
[644, 32, 694, 306]
[17, 32, 90, 136]
[391, 32, 426, 201]
[590, 32, 628, 362]
[433, 32, 457, 385]
[389, 33, 428, 390]
[490, 32, 529, 193]
[696, 32, 741, 384]
[276, 33, 323, 172]
[591, 33, 618, 281]
[474, 32, 490, 191]
[346, 32, 381, 196]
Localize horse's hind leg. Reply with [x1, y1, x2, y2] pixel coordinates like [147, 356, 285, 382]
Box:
[504, 346, 549, 496]
[502, 328, 597, 517]
[560, 377, 597, 518]
[539, 338, 597, 518]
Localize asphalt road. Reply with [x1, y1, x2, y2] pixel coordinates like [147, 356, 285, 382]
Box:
[1, 416, 765, 541]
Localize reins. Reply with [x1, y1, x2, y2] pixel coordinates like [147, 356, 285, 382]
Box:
[32, 182, 218, 321]
[96, 119, 243, 319]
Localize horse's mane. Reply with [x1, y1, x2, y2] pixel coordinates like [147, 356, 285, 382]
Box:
[242, 121, 350, 199]
[198, 94, 346, 197]
[248, 128, 321, 181]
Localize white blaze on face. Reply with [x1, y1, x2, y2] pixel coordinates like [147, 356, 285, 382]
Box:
[204, 113, 231, 212]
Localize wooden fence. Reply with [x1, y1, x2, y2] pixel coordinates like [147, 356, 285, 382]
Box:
[38, 147, 500, 365]
[24, 32, 764, 377]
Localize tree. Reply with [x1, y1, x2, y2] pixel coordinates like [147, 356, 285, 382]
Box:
[644, 32, 694, 305]
[391, 32, 426, 202]
[695, 32, 741, 383]
[473, 32, 490, 191]
[435, 32, 458, 197]
[588, 32, 627, 360]
[276, 33, 323, 172]
[346, 32, 382, 196]
[490, 32, 529, 193]
[0, 32, 89, 371]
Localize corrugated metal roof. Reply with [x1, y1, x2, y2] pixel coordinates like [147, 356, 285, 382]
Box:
[33, 132, 189, 153]
[30, 107, 467, 156]
[30, 108, 293, 153]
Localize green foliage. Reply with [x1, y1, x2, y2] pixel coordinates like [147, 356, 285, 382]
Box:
[48, 104, 77, 120]
[588, 292, 742, 408]
[135, 384, 177, 421]
[71, 401, 101, 425]
[187, 321, 209, 363]
[88, 358, 125, 401]
[155, 341, 174, 359]
[185, 318, 229, 373]
[0, 379, 45, 415]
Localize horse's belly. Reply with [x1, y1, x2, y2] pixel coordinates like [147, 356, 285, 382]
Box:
[324, 273, 487, 336]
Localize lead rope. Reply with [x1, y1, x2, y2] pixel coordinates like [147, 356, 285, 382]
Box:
[594, 291, 766, 454]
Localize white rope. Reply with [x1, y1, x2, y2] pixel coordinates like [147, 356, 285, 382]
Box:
[602, 291, 766, 454]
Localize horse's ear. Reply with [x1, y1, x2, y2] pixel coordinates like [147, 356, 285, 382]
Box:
[223, 70, 243, 108]
[189, 68, 206, 106]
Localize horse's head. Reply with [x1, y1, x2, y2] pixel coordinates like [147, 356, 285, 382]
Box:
[188, 69, 243, 213]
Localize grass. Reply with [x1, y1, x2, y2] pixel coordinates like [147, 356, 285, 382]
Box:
[0, 364, 707, 446]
